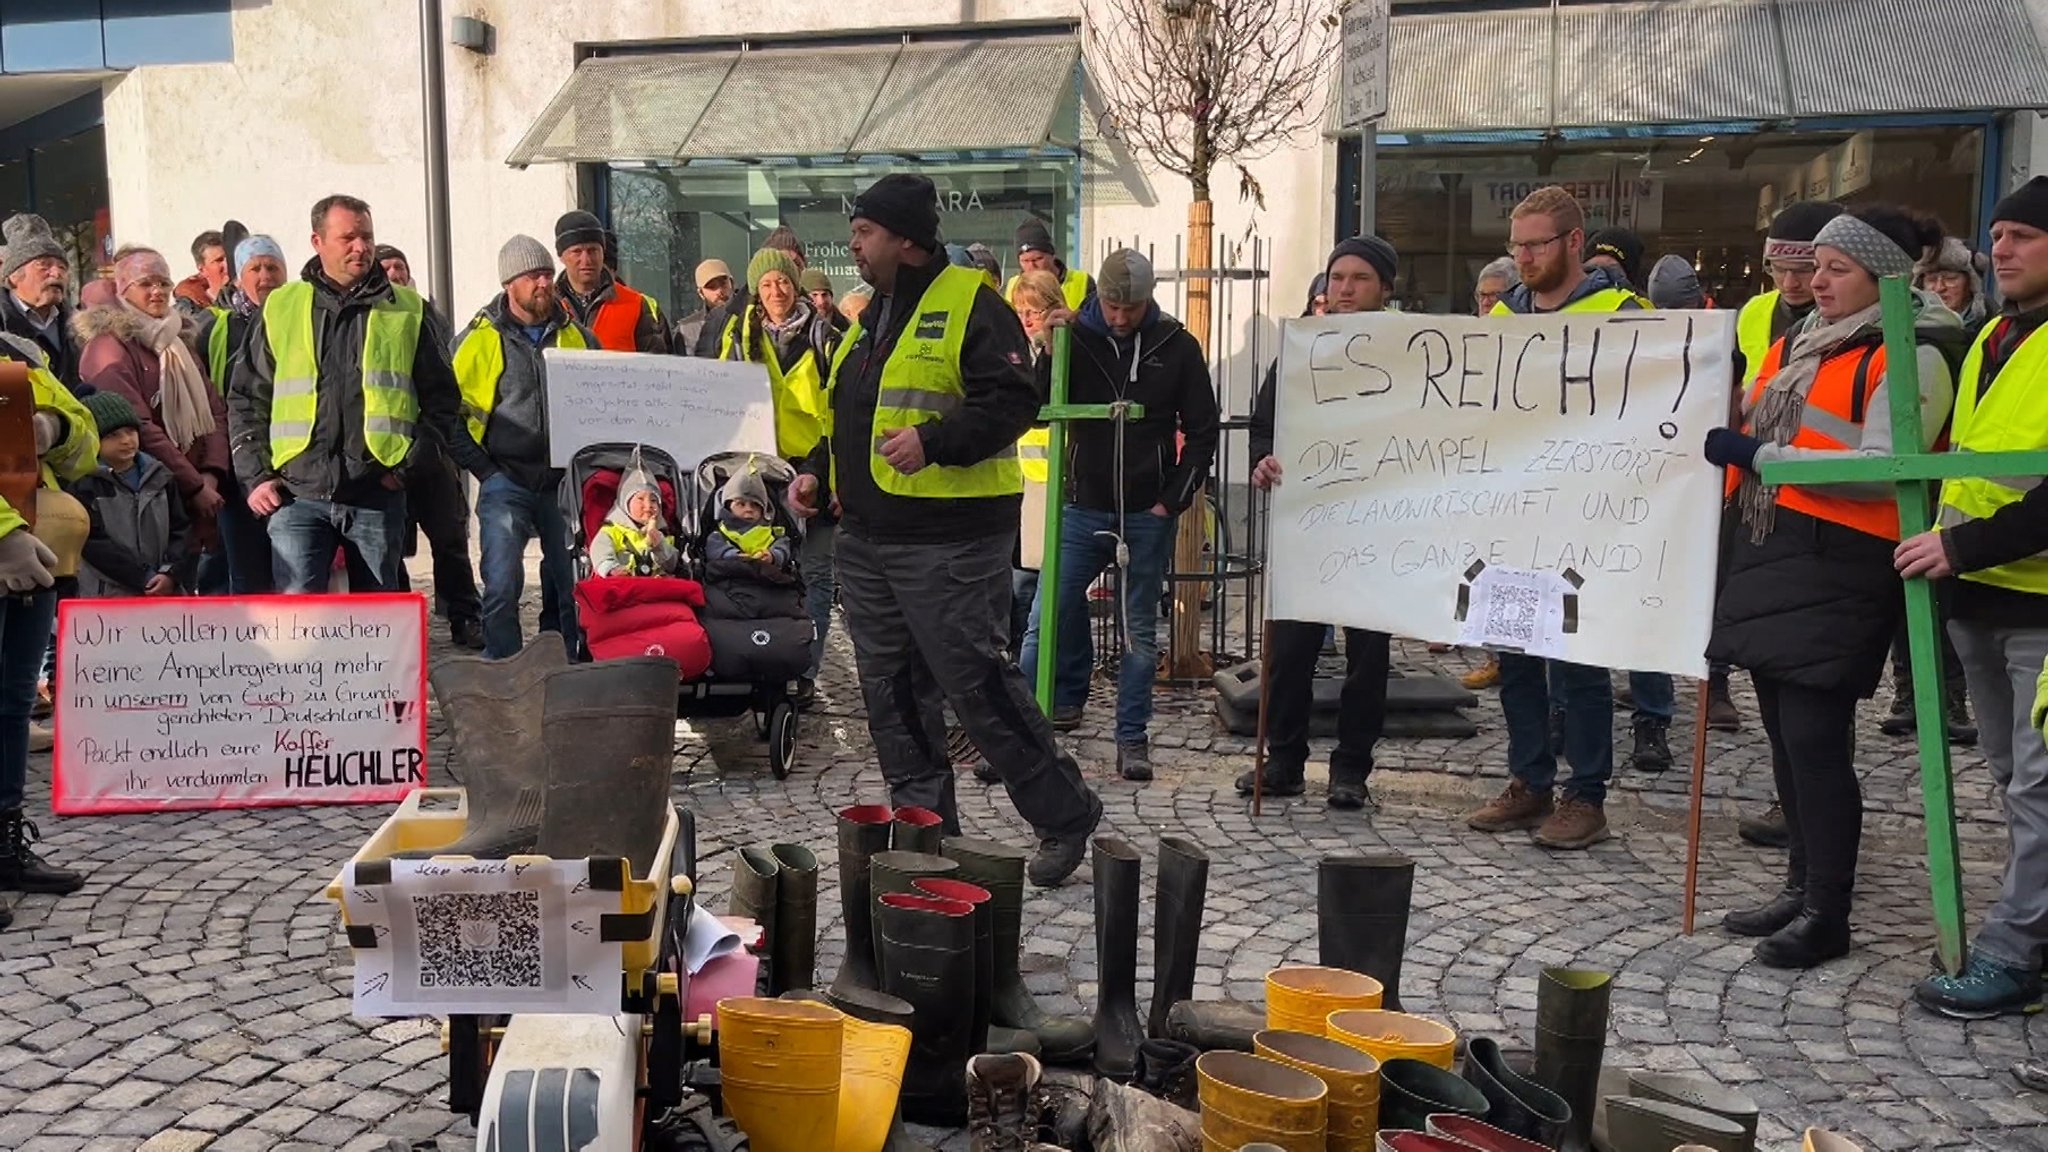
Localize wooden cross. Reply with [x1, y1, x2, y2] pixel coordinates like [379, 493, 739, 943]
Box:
[1757, 275, 2048, 976]
[1032, 328, 1145, 711]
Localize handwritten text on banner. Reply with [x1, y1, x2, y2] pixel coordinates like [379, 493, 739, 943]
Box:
[52, 595, 428, 814]
[1267, 310, 1735, 677]
[544, 349, 777, 467]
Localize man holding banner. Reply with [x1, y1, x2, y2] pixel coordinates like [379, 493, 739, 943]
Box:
[1466, 186, 1647, 851]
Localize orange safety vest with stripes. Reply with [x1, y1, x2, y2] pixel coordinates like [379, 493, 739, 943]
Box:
[1725, 336, 1903, 541]
[588, 281, 653, 352]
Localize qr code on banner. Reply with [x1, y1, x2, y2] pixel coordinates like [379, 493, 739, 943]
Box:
[1484, 584, 1542, 645]
[412, 891, 544, 990]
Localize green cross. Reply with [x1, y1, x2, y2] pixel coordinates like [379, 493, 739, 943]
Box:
[1760, 275, 2048, 976]
[1031, 328, 1145, 711]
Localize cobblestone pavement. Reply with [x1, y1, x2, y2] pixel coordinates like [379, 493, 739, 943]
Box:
[4, 579, 2047, 1151]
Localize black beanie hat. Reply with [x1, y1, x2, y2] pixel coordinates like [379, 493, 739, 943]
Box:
[1994, 176, 2048, 234]
[1586, 227, 1646, 289]
[554, 210, 606, 255]
[1327, 235, 1398, 288]
[850, 175, 942, 253]
[1017, 218, 1056, 256]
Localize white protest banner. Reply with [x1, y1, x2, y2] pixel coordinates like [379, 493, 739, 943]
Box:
[545, 348, 777, 467]
[1267, 309, 1735, 677]
[52, 594, 427, 814]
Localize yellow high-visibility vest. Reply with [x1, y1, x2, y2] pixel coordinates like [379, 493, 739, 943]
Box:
[263, 281, 422, 468]
[719, 309, 827, 460]
[1737, 290, 1779, 385]
[451, 313, 588, 444]
[1938, 319, 2048, 595]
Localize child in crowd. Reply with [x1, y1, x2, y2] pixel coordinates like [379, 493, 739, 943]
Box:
[590, 464, 681, 578]
[68, 392, 190, 598]
[704, 463, 794, 580]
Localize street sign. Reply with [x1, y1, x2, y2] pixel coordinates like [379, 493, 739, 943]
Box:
[1339, 0, 1391, 131]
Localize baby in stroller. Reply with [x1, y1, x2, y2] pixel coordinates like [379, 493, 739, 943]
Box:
[591, 464, 683, 578]
[703, 467, 794, 580]
[695, 454, 813, 685]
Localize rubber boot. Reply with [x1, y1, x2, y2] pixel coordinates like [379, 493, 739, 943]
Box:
[876, 892, 979, 1126]
[1425, 1114, 1553, 1152]
[1377, 1136, 1469, 1152]
[1627, 1070, 1759, 1149]
[829, 805, 894, 997]
[942, 836, 1095, 1063]
[1150, 836, 1210, 1039]
[1192, 1051, 1327, 1150]
[892, 806, 944, 854]
[534, 657, 677, 874]
[1251, 1029, 1377, 1147]
[1092, 836, 1146, 1082]
[1804, 1130, 1865, 1152]
[728, 847, 781, 965]
[868, 850, 958, 977]
[1462, 1036, 1570, 1146]
[769, 843, 819, 995]
[403, 635, 567, 858]
[714, 997, 842, 1151]
[1533, 968, 1612, 1152]
[825, 985, 933, 1152]
[912, 877, 994, 1056]
[1318, 854, 1415, 1012]
[1603, 1096, 1745, 1152]
[839, 1009, 913, 1152]
[1377, 1057, 1488, 1130]
[1164, 998, 1263, 1052]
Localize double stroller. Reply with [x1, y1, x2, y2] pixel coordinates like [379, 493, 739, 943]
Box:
[560, 443, 814, 778]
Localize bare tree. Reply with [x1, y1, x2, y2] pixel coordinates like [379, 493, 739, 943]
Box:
[1086, 0, 1338, 205]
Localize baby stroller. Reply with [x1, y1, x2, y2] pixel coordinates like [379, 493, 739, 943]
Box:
[561, 443, 806, 778]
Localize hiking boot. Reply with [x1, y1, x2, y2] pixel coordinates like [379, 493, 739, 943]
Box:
[1534, 797, 1610, 850]
[1706, 676, 1741, 731]
[1050, 705, 1084, 732]
[0, 810, 84, 895]
[1737, 802, 1789, 848]
[1461, 658, 1500, 690]
[1915, 954, 2045, 1020]
[1234, 762, 1305, 797]
[1723, 887, 1806, 937]
[967, 1052, 1042, 1152]
[1116, 741, 1153, 783]
[1467, 780, 1553, 833]
[1027, 801, 1101, 889]
[450, 616, 486, 651]
[1327, 776, 1373, 811]
[1629, 719, 1673, 772]
[1947, 683, 1978, 746]
[1879, 675, 1915, 737]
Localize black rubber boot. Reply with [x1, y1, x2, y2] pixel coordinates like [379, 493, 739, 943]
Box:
[1379, 1058, 1490, 1130]
[1317, 854, 1415, 1012]
[868, 850, 959, 976]
[1722, 886, 1806, 938]
[535, 657, 677, 874]
[943, 837, 1095, 1063]
[768, 843, 818, 994]
[911, 876, 994, 1057]
[401, 635, 567, 859]
[825, 986, 936, 1152]
[1533, 968, 1611, 1152]
[829, 805, 894, 997]
[892, 805, 944, 854]
[1148, 836, 1210, 1039]
[1163, 999, 1262, 1052]
[1463, 1036, 1571, 1145]
[727, 847, 779, 966]
[1091, 837, 1145, 1082]
[877, 893, 979, 1126]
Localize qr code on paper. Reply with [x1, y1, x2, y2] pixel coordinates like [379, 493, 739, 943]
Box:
[1483, 585, 1541, 644]
[412, 891, 543, 990]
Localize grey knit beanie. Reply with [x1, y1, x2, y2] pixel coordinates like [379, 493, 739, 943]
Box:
[2, 213, 66, 280]
[1097, 249, 1156, 306]
[498, 234, 553, 284]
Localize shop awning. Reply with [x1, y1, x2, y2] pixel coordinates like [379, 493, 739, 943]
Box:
[508, 32, 1078, 167]
[1375, 0, 2048, 135]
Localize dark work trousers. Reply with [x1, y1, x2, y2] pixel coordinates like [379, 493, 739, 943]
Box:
[1888, 604, 1966, 696]
[1753, 674, 1863, 918]
[1263, 620, 1389, 785]
[836, 527, 1102, 840]
[405, 443, 482, 624]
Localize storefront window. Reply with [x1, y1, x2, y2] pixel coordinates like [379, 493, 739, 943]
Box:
[609, 156, 1078, 323]
[1342, 124, 1985, 315]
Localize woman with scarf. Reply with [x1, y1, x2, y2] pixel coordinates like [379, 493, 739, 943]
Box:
[75, 246, 232, 562]
[718, 246, 840, 703]
[1705, 205, 1971, 969]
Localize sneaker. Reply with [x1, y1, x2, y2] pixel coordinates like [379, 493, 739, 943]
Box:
[1915, 954, 2045, 1020]
[1027, 801, 1101, 888]
[1461, 658, 1500, 691]
[1533, 797, 1611, 850]
[27, 722, 51, 754]
[1706, 678, 1742, 731]
[1629, 719, 1673, 772]
[1116, 741, 1152, 783]
[450, 617, 486, 651]
[1737, 802, 1789, 848]
[967, 1052, 1043, 1151]
[1234, 763, 1305, 797]
[1050, 705, 1084, 732]
[1467, 780, 1553, 832]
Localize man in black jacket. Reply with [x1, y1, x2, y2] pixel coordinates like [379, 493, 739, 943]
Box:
[1243, 237, 1401, 812]
[228, 195, 464, 594]
[1019, 248, 1218, 782]
[792, 174, 1101, 886]
[0, 213, 82, 392]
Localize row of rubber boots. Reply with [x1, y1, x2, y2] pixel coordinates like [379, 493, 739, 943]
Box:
[419, 634, 678, 873]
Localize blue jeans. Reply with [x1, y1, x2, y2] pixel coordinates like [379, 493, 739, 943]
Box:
[1019, 505, 1177, 745]
[1547, 666, 1674, 723]
[267, 488, 408, 594]
[477, 471, 580, 661]
[1009, 568, 1039, 654]
[1505, 654, 1613, 805]
[197, 474, 275, 594]
[799, 517, 836, 679]
[1, 590, 56, 811]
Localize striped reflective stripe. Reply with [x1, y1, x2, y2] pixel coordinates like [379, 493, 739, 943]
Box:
[876, 387, 959, 415]
[1018, 442, 1046, 459]
[1797, 405, 1864, 447]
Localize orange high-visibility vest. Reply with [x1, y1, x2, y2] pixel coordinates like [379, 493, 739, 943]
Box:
[1727, 335, 1900, 540]
[589, 281, 651, 352]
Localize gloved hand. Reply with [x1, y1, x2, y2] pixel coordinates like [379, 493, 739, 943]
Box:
[32, 412, 59, 455]
[0, 530, 56, 594]
[1704, 427, 1765, 473]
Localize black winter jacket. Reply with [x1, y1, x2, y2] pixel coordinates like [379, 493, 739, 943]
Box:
[1039, 302, 1218, 515]
[800, 258, 1038, 544]
[0, 291, 81, 392]
[228, 259, 464, 502]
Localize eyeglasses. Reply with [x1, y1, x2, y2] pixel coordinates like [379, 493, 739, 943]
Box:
[1017, 307, 1049, 322]
[1505, 234, 1566, 256]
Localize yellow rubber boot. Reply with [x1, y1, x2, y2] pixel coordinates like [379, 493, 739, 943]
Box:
[1327, 1008, 1458, 1070]
[1805, 1131, 1866, 1152]
[836, 1014, 912, 1152]
[717, 997, 843, 1152]
[1195, 1050, 1327, 1152]
[1264, 966, 1382, 1035]
[1254, 1029, 1380, 1152]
